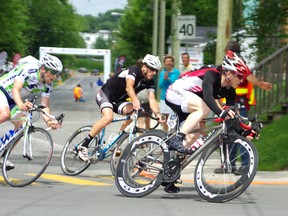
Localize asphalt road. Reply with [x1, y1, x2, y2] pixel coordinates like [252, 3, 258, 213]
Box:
[1, 73, 288, 216]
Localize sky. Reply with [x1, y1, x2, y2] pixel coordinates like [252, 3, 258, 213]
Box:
[69, 0, 128, 16]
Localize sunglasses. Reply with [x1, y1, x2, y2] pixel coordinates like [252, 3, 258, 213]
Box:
[46, 68, 60, 75]
[235, 74, 244, 80]
[146, 65, 158, 73]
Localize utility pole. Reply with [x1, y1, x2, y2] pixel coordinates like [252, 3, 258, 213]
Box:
[157, 0, 166, 99]
[158, 0, 166, 62]
[171, 0, 181, 68]
[152, 0, 159, 56]
[215, 0, 233, 65]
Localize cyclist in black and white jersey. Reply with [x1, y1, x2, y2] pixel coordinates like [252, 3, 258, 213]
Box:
[77, 54, 166, 162]
[0, 53, 63, 169]
[165, 51, 251, 154]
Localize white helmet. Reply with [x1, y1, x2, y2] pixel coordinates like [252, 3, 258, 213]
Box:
[142, 54, 161, 71]
[40, 53, 63, 73]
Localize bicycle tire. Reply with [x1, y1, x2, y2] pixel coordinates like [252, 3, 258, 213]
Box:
[110, 128, 146, 176]
[115, 130, 169, 197]
[2, 127, 53, 187]
[194, 135, 258, 203]
[60, 125, 99, 176]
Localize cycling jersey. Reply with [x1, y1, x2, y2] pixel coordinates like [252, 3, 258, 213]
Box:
[103, 65, 155, 101]
[96, 66, 155, 114]
[166, 67, 236, 116]
[0, 62, 53, 108]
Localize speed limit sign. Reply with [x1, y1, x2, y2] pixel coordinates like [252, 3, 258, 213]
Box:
[177, 15, 196, 40]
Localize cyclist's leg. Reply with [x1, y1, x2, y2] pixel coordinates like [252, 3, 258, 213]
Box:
[77, 89, 114, 162]
[0, 94, 15, 169]
[165, 89, 210, 153]
[115, 100, 133, 131]
[0, 91, 11, 124]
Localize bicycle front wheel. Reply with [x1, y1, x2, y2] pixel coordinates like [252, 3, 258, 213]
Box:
[110, 128, 146, 176]
[60, 125, 99, 176]
[194, 135, 258, 203]
[115, 130, 168, 197]
[2, 127, 53, 187]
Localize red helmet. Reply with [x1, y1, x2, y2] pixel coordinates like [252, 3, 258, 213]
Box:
[222, 50, 250, 79]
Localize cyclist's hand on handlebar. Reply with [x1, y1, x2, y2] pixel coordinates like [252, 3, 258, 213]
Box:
[156, 112, 166, 123]
[132, 99, 141, 111]
[243, 129, 260, 140]
[19, 100, 33, 111]
[219, 106, 235, 119]
[47, 119, 61, 130]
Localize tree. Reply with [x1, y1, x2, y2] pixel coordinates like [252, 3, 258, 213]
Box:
[112, 0, 161, 66]
[245, 0, 288, 61]
[94, 36, 111, 49]
[0, 0, 30, 58]
[28, 0, 86, 55]
[0, 0, 87, 59]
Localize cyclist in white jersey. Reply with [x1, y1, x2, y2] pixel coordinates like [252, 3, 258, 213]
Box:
[0, 53, 63, 169]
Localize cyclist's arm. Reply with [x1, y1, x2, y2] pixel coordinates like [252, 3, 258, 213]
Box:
[147, 90, 164, 121]
[12, 79, 32, 111]
[126, 77, 140, 110]
[246, 74, 272, 90]
[41, 96, 60, 129]
[202, 71, 222, 116]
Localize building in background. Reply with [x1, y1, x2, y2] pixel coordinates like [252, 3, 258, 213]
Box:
[80, 30, 111, 49]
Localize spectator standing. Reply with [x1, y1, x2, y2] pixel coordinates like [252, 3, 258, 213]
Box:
[180, 52, 194, 74]
[158, 55, 180, 131]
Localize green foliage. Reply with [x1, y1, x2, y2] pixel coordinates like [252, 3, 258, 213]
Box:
[254, 114, 288, 171]
[0, 0, 86, 59]
[180, 0, 218, 26]
[0, 0, 30, 57]
[112, 0, 155, 66]
[203, 41, 216, 65]
[83, 9, 125, 32]
[28, 0, 86, 55]
[73, 57, 103, 71]
[244, 0, 288, 61]
[94, 36, 111, 49]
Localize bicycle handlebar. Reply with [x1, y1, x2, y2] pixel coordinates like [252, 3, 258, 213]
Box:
[27, 96, 65, 124]
[136, 107, 161, 130]
[213, 106, 263, 138]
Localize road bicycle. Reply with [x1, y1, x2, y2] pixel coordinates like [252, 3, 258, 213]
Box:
[1, 96, 65, 187]
[115, 107, 263, 203]
[60, 107, 159, 176]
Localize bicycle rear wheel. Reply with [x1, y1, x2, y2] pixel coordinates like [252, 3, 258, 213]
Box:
[2, 127, 53, 187]
[115, 130, 168, 197]
[194, 135, 258, 202]
[110, 128, 146, 176]
[60, 125, 99, 176]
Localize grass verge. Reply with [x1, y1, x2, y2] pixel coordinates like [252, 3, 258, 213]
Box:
[254, 114, 288, 171]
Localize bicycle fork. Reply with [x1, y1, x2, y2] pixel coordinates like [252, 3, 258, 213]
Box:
[22, 123, 34, 161]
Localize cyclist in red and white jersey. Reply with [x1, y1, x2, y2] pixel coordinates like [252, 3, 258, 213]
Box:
[165, 51, 250, 154]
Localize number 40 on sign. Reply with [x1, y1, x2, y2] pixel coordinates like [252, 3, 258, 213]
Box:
[177, 15, 196, 40]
